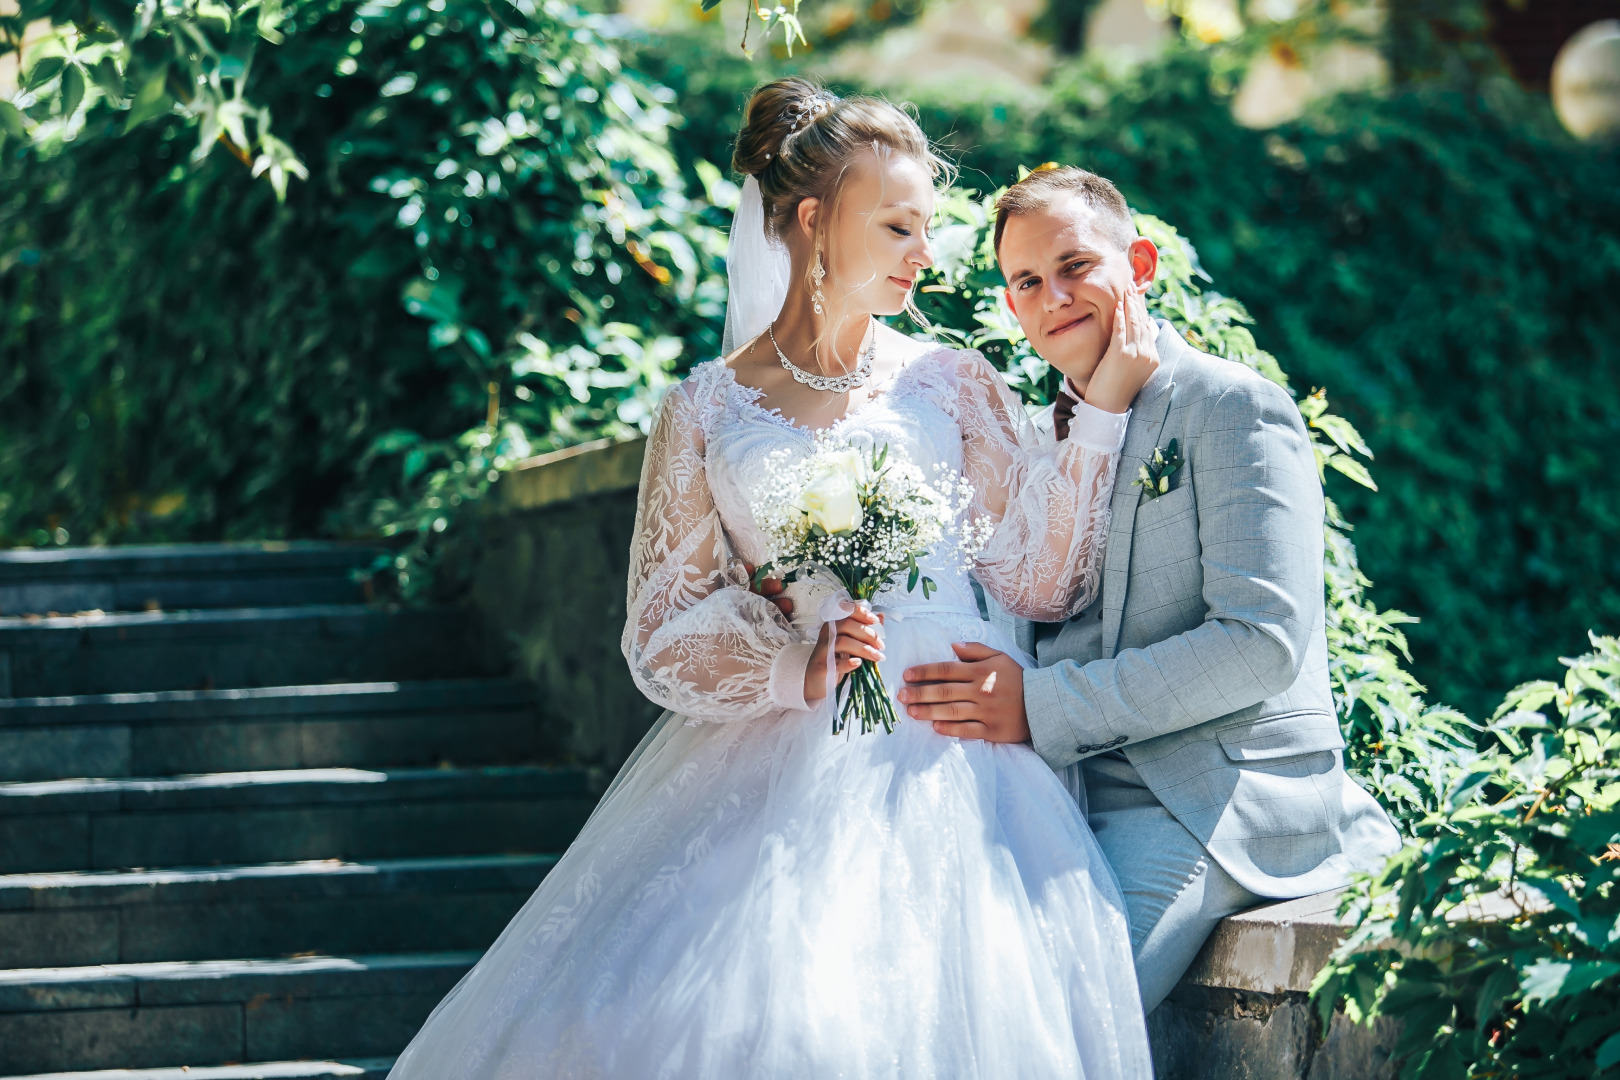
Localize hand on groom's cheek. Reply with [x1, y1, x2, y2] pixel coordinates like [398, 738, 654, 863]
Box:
[898, 643, 1031, 743]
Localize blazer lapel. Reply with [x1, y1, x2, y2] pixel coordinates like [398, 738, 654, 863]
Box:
[1100, 321, 1186, 658]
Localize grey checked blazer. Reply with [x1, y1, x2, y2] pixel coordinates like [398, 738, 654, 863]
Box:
[996, 321, 1401, 897]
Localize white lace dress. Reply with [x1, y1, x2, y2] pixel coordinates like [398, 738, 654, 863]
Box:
[388, 345, 1154, 1079]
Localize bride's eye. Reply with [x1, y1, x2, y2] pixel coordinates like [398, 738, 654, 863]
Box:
[888, 224, 912, 237]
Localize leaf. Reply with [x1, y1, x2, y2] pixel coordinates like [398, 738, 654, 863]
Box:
[700, 0, 722, 8]
[58, 63, 85, 118]
[1326, 454, 1378, 491]
[0, 100, 24, 140]
[123, 69, 172, 131]
[23, 55, 64, 91]
[1519, 959, 1620, 1004]
[1598, 1032, 1620, 1069]
[1313, 413, 1373, 458]
[89, 57, 125, 104]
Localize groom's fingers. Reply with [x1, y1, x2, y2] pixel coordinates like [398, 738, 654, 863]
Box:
[897, 681, 976, 705]
[949, 641, 1002, 663]
[931, 720, 990, 741]
[905, 700, 980, 722]
[902, 660, 976, 684]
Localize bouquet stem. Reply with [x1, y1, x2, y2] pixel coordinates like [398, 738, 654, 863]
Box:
[834, 659, 900, 736]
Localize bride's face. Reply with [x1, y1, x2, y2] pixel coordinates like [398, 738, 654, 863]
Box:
[812, 149, 936, 319]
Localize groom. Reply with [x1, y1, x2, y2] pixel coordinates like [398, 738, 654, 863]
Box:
[897, 165, 1401, 1012]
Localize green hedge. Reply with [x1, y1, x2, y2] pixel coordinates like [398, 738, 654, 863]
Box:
[0, 0, 722, 573]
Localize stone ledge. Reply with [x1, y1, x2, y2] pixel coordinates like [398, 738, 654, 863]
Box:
[1182, 885, 1534, 996]
[1183, 890, 1350, 996]
[499, 436, 647, 512]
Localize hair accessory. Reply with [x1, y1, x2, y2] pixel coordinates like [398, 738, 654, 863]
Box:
[785, 92, 836, 136]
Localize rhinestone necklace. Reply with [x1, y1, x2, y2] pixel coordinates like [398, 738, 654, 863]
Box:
[767, 323, 875, 394]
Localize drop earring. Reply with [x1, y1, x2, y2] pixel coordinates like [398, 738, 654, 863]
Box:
[811, 245, 826, 317]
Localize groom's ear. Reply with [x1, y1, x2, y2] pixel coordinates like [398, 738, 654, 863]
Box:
[1128, 237, 1159, 291]
[1003, 285, 1018, 318]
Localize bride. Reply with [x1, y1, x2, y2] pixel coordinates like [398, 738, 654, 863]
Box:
[389, 78, 1160, 1078]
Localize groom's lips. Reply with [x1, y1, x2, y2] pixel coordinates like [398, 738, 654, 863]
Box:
[1046, 313, 1092, 338]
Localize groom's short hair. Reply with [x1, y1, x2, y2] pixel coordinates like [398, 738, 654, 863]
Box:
[993, 166, 1136, 254]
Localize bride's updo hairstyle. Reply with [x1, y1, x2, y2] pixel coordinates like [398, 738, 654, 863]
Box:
[732, 78, 950, 321]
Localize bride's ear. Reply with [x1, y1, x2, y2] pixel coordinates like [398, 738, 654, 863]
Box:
[795, 197, 821, 242]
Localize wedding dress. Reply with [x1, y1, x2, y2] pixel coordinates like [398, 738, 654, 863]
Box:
[388, 343, 1154, 1079]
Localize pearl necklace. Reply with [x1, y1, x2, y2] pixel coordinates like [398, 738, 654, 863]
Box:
[767, 323, 875, 394]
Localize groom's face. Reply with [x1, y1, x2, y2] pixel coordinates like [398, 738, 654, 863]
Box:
[997, 196, 1152, 391]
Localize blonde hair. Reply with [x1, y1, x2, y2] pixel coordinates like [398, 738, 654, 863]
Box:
[732, 78, 951, 331]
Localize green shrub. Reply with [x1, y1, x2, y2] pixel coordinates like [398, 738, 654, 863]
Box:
[1313, 636, 1620, 1078]
[0, 0, 723, 585]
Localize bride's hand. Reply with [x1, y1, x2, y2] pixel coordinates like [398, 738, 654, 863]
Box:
[804, 606, 885, 703]
[1084, 287, 1159, 414]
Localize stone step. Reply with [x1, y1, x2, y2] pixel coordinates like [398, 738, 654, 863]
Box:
[2, 1059, 394, 1080]
[0, 679, 540, 782]
[0, 606, 488, 698]
[0, 854, 556, 968]
[0, 766, 598, 874]
[0, 952, 474, 1074]
[0, 542, 383, 617]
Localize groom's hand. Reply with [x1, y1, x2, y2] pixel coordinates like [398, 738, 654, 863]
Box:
[898, 643, 1030, 743]
[744, 564, 794, 619]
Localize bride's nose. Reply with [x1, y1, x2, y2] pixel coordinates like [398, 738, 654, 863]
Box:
[909, 234, 934, 270]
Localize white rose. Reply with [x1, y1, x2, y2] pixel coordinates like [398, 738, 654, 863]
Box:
[798, 452, 864, 534]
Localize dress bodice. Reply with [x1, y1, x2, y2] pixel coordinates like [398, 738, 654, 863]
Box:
[695, 349, 981, 618]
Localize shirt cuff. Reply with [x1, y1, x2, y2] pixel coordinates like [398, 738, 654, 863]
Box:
[1064, 399, 1130, 453]
[768, 641, 817, 712]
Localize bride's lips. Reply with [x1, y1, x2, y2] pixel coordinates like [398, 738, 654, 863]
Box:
[1046, 313, 1092, 338]
[888, 276, 915, 290]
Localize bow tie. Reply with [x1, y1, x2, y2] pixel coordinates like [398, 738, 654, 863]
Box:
[1052, 387, 1080, 442]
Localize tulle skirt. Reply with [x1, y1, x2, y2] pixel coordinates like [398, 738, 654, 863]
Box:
[388, 610, 1153, 1079]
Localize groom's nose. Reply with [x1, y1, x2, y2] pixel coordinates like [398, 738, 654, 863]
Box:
[1043, 278, 1074, 310]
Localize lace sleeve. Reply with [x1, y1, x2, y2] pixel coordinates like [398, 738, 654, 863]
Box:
[951, 350, 1125, 621]
[620, 381, 816, 721]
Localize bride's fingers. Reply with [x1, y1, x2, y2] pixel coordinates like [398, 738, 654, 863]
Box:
[835, 631, 884, 663]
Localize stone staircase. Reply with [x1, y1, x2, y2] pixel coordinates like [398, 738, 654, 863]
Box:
[0, 543, 597, 1077]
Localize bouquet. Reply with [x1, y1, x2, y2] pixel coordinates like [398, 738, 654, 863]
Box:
[751, 436, 988, 735]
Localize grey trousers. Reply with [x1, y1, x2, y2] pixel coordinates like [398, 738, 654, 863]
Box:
[1081, 751, 1262, 1013]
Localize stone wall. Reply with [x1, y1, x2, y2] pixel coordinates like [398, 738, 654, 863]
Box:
[462, 437, 1402, 1079]
[459, 437, 659, 771]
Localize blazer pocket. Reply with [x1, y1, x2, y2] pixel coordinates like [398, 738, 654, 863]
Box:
[1216, 710, 1346, 762]
[1133, 479, 1195, 528]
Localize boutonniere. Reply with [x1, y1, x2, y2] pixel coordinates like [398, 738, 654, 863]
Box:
[1134, 439, 1183, 499]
